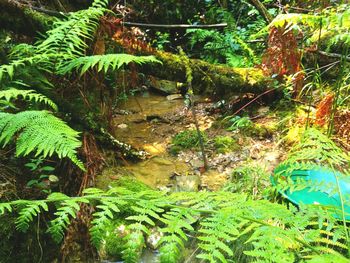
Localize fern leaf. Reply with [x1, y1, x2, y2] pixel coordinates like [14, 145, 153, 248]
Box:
[0, 88, 57, 111]
[0, 203, 13, 215]
[58, 54, 161, 75]
[122, 231, 145, 263]
[90, 197, 126, 248]
[47, 199, 82, 243]
[15, 201, 48, 232]
[0, 111, 84, 170]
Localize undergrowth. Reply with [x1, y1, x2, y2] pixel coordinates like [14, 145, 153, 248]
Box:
[0, 184, 349, 263]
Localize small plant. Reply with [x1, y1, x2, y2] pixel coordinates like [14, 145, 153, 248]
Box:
[171, 129, 208, 149]
[152, 32, 171, 50]
[25, 158, 58, 194]
[214, 135, 239, 153]
[222, 163, 270, 199]
[226, 116, 253, 131]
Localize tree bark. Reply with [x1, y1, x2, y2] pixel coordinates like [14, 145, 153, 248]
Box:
[248, 0, 273, 23]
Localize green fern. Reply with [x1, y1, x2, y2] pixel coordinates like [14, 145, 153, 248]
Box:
[36, 0, 108, 59]
[265, 6, 350, 51]
[275, 128, 350, 177]
[197, 210, 239, 263]
[1, 186, 349, 262]
[0, 110, 84, 170]
[0, 88, 57, 111]
[158, 208, 198, 263]
[0, 0, 109, 81]
[47, 193, 89, 243]
[90, 197, 126, 248]
[122, 231, 145, 263]
[58, 54, 161, 76]
[15, 201, 48, 232]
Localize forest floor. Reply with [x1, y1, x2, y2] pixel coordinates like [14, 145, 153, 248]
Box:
[96, 90, 285, 196]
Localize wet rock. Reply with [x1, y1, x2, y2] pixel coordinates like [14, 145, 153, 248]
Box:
[189, 158, 203, 169]
[117, 123, 128, 129]
[148, 76, 181, 95]
[152, 157, 174, 166]
[175, 175, 201, 192]
[166, 94, 183, 101]
[146, 228, 163, 250]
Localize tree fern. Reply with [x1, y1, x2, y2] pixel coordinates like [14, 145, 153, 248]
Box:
[58, 54, 160, 76]
[0, 88, 57, 111]
[0, 111, 84, 170]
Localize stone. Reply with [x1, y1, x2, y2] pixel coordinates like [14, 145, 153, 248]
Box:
[166, 94, 183, 101]
[175, 175, 201, 192]
[117, 123, 128, 129]
[148, 76, 181, 95]
[190, 158, 204, 169]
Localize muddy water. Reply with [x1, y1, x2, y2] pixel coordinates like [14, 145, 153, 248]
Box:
[99, 92, 195, 189]
[113, 92, 183, 149]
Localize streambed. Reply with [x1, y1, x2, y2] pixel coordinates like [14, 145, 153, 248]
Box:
[96, 90, 281, 192]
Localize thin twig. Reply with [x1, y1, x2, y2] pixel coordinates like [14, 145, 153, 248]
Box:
[121, 22, 227, 29]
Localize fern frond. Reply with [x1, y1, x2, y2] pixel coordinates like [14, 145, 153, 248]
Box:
[122, 231, 145, 263]
[58, 54, 161, 75]
[1, 186, 349, 262]
[15, 201, 48, 232]
[47, 198, 85, 243]
[158, 208, 197, 262]
[0, 110, 84, 170]
[0, 203, 13, 215]
[90, 197, 126, 248]
[197, 210, 240, 263]
[0, 88, 57, 111]
[276, 128, 350, 176]
[36, 0, 108, 58]
[0, 0, 108, 81]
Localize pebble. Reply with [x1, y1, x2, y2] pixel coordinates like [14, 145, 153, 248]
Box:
[117, 123, 128, 129]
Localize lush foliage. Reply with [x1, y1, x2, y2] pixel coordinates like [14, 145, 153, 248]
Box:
[0, 184, 349, 262]
[2, 0, 350, 262]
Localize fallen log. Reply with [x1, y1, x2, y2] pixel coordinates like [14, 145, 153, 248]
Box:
[139, 51, 272, 97]
[0, 0, 54, 35]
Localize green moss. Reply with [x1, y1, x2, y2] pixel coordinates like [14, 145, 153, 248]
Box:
[214, 135, 239, 153]
[249, 122, 278, 139]
[106, 176, 152, 192]
[169, 145, 183, 155]
[102, 219, 127, 261]
[171, 129, 208, 149]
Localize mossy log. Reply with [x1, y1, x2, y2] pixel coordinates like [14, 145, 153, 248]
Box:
[140, 51, 272, 97]
[0, 0, 54, 35]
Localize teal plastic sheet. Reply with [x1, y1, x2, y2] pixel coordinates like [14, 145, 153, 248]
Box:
[271, 166, 350, 220]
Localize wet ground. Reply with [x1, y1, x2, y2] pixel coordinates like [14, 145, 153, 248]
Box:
[96, 90, 283, 193]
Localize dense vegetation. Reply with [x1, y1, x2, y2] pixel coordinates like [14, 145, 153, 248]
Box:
[1, 0, 350, 262]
